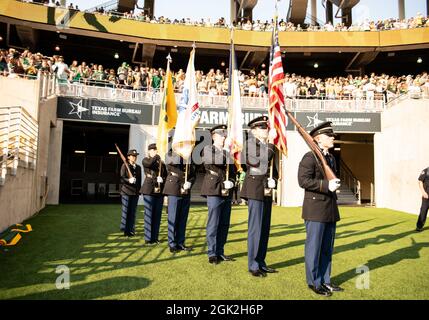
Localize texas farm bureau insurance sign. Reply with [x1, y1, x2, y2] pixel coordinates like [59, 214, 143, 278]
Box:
[57, 97, 153, 125]
[57, 97, 381, 132]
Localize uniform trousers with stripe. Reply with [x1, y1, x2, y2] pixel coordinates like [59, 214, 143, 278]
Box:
[247, 197, 272, 271]
[167, 195, 191, 248]
[120, 195, 139, 235]
[143, 195, 164, 242]
[206, 196, 232, 258]
[304, 221, 336, 288]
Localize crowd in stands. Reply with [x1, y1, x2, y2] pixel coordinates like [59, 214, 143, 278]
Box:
[1, 47, 428, 100]
[21, 1, 429, 32]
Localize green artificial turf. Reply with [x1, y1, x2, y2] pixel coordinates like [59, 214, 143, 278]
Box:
[0, 204, 428, 300]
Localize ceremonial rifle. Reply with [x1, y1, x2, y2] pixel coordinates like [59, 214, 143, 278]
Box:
[284, 111, 337, 180]
[115, 143, 133, 179]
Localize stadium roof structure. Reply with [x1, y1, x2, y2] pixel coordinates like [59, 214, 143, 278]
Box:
[0, 0, 428, 74]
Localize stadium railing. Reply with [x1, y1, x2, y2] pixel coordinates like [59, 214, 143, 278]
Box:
[0, 106, 38, 186]
[55, 81, 386, 112]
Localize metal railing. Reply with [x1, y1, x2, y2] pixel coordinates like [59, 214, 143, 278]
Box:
[386, 91, 429, 108]
[339, 159, 361, 204]
[55, 82, 386, 111]
[39, 72, 57, 100]
[0, 106, 38, 186]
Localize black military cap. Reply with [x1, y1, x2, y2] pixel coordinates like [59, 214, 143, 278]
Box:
[127, 149, 139, 156]
[310, 121, 336, 138]
[210, 124, 227, 135]
[248, 116, 269, 129]
[148, 143, 157, 150]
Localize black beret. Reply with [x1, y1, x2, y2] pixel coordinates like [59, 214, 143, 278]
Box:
[148, 143, 157, 150]
[310, 121, 336, 138]
[127, 149, 139, 156]
[248, 115, 269, 129]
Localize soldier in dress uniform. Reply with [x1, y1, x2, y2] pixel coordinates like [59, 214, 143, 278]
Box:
[297, 121, 343, 297]
[119, 149, 142, 237]
[163, 147, 196, 253]
[141, 143, 167, 245]
[416, 166, 429, 232]
[241, 116, 278, 277]
[200, 124, 236, 264]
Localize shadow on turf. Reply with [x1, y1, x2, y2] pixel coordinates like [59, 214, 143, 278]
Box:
[12, 276, 151, 300]
[332, 237, 429, 285]
[1, 205, 426, 299]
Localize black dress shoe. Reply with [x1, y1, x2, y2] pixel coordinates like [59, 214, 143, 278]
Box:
[209, 256, 219, 264]
[145, 240, 154, 245]
[249, 269, 267, 277]
[260, 266, 278, 273]
[218, 255, 235, 261]
[308, 285, 332, 297]
[322, 283, 344, 292]
[169, 246, 179, 253]
[416, 227, 423, 232]
[178, 244, 193, 251]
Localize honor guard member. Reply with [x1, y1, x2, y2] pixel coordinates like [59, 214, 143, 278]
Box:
[141, 143, 167, 244]
[241, 116, 278, 277]
[416, 166, 429, 232]
[163, 149, 196, 253]
[120, 149, 142, 237]
[298, 121, 343, 297]
[201, 125, 236, 264]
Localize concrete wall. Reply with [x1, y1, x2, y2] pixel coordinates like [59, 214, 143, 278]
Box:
[0, 78, 57, 232]
[0, 77, 40, 119]
[46, 112, 62, 205]
[281, 131, 309, 207]
[374, 99, 429, 215]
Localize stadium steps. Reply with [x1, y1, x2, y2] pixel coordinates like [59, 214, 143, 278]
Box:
[336, 186, 359, 205]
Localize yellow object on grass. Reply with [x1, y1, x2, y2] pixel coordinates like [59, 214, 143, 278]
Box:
[0, 224, 32, 247]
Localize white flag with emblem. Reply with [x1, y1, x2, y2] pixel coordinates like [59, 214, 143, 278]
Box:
[172, 47, 201, 160]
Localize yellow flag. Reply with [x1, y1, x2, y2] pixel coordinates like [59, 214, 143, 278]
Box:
[157, 62, 177, 160]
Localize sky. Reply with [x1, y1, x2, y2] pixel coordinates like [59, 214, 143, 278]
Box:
[68, 0, 428, 24]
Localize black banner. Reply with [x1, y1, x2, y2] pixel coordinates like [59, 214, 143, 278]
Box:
[295, 112, 381, 133]
[57, 97, 154, 125]
[57, 97, 381, 132]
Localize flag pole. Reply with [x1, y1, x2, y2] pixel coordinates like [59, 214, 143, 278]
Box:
[184, 42, 195, 186]
[158, 53, 173, 184]
[268, 1, 279, 183]
[225, 26, 235, 183]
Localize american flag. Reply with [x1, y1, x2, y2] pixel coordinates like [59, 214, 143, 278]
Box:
[268, 16, 288, 155]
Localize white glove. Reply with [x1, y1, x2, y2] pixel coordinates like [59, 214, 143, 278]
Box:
[267, 178, 276, 189]
[223, 180, 234, 190]
[328, 178, 341, 192]
[183, 181, 192, 190]
[268, 128, 277, 141]
[156, 176, 163, 184]
[128, 177, 136, 184]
